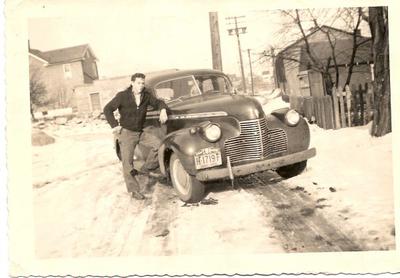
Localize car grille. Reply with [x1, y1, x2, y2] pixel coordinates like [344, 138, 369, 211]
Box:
[224, 118, 288, 164]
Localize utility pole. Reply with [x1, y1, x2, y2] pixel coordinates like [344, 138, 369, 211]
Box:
[270, 47, 278, 88]
[226, 16, 247, 94]
[209, 12, 223, 71]
[247, 49, 254, 95]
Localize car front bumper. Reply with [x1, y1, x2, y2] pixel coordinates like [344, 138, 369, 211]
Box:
[196, 148, 316, 181]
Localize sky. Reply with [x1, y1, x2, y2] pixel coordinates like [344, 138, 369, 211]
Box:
[28, 8, 282, 78]
[28, 5, 370, 79]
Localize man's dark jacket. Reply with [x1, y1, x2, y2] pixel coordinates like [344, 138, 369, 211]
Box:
[103, 86, 168, 132]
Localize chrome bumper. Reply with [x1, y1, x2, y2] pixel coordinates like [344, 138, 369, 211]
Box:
[196, 148, 316, 182]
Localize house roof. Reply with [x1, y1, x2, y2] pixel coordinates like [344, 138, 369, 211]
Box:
[297, 38, 372, 71]
[275, 25, 372, 73]
[29, 44, 97, 65]
[29, 48, 48, 61]
[278, 25, 370, 55]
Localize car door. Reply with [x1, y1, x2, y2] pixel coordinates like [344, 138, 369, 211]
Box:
[150, 75, 200, 131]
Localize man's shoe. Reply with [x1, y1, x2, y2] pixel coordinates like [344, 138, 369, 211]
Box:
[130, 169, 139, 177]
[131, 191, 146, 200]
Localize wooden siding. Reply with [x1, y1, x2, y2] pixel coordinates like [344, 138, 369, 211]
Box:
[44, 61, 84, 108]
[29, 59, 86, 110]
[74, 76, 131, 114]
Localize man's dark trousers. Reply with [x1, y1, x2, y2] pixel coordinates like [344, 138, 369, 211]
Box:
[119, 128, 141, 193]
[119, 127, 161, 193]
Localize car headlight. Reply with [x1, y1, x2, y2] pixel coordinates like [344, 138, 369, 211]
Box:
[285, 109, 300, 126]
[202, 123, 222, 142]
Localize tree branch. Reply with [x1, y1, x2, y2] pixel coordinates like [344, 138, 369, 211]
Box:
[309, 12, 340, 86]
[294, 9, 322, 70]
[344, 7, 363, 86]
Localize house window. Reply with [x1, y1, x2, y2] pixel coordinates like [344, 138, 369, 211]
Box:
[63, 63, 72, 79]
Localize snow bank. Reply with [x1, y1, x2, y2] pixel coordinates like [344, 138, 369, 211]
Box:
[288, 123, 395, 250]
[31, 120, 116, 187]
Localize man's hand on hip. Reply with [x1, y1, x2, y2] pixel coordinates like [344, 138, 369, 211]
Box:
[112, 126, 122, 135]
[159, 109, 168, 124]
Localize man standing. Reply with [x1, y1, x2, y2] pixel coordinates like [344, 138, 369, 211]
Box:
[103, 73, 168, 200]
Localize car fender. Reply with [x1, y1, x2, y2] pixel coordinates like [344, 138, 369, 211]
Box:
[159, 117, 241, 176]
[158, 128, 215, 176]
[268, 108, 311, 153]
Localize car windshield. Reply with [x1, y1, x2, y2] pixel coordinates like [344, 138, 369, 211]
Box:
[154, 75, 232, 103]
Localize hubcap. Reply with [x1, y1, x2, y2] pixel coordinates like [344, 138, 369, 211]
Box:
[172, 158, 190, 195]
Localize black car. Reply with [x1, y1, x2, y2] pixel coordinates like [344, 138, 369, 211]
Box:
[114, 69, 316, 202]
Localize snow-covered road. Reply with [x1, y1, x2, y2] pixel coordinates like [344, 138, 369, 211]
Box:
[32, 120, 395, 258]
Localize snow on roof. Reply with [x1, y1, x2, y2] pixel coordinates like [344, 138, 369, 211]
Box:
[297, 38, 372, 70]
[278, 25, 370, 56]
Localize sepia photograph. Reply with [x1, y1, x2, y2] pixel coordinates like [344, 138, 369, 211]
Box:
[5, 0, 400, 276]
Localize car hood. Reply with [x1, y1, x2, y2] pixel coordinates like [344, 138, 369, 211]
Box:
[168, 94, 265, 121]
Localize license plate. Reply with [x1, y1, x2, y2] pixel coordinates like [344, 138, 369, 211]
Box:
[194, 147, 222, 169]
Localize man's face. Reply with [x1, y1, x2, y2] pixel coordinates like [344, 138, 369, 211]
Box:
[131, 77, 145, 93]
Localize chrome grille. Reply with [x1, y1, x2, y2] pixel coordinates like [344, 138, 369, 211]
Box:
[224, 118, 288, 164]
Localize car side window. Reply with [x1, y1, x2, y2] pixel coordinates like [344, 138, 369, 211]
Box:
[155, 76, 194, 102]
[154, 82, 174, 102]
[194, 75, 232, 94]
[202, 79, 214, 93]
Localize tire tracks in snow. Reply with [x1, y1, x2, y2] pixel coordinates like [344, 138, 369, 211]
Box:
[241, 171, 363, 252]
[135, 183, 178, 256]
[33, 160, 120, 188]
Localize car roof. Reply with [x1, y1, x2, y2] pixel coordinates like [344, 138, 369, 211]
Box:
[145, 69, 227, 87]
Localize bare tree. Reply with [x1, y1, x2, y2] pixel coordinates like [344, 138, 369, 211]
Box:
[365, 7, 391, 136]
[30, 70, 49, 120]
[340, 8, 369, 87]
[308, 8, 367, 88]
[265, 8, 370, 95]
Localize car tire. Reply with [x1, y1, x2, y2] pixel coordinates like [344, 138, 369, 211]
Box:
[276, 160, 307, 179]
[169, 153, 205, 203]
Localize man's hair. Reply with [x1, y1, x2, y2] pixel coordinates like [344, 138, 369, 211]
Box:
[131, 73, 146, 81]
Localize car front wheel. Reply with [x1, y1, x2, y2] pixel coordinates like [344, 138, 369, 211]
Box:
[276, 160, 307, 179]
[169, 153, 205, 203]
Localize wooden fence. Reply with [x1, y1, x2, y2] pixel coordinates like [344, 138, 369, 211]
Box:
[289, 83, 374, 129]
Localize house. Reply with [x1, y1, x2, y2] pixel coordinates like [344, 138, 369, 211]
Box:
[74, 75, 131, 115]
[275, 26, 372, 97]
[29, 43, 99, 111]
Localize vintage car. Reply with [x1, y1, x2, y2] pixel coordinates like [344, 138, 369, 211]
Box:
[114, 69, 316, 203]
